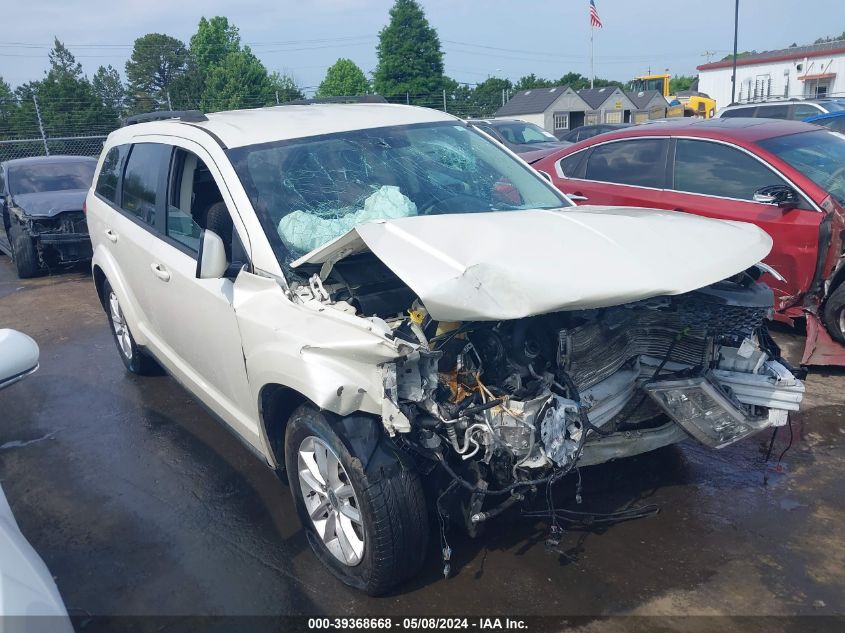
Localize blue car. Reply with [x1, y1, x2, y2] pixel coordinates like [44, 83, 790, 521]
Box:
[804, 110, 845, 133]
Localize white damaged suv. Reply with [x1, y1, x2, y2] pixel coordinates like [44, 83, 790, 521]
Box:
[87, 103, 805, 594]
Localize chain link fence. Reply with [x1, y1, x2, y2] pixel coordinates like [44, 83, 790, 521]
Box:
[0, 89, 509, 163]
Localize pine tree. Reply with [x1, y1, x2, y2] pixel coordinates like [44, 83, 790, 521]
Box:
[125, 33, 189, 110]
[373, 0, 444, 98]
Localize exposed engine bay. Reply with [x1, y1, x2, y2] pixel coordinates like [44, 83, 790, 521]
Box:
[292, 253, 805, 503]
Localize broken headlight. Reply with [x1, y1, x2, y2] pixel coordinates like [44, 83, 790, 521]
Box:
[644, 374, 769, 449]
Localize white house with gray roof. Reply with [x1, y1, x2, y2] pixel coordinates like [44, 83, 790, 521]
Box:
[493, 86, 591, 134]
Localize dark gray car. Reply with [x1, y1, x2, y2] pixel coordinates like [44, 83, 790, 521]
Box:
[468, 118, 571, 154]
[0, 156, 96, 278]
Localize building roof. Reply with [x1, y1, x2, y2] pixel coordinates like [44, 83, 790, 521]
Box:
[697, 40, 845, 71]
[110, 103, 456, 149]
[577, 87, 624, 109]
[626, 89, 666, 110]
[494, 86, 572, 116]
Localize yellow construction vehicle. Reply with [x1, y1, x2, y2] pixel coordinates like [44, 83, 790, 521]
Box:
[631, 73, 717, 119]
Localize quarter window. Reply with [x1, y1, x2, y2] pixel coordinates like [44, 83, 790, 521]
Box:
[122, 144, 169, 226]
[672, 139, 787, 200]
[584, 139, 667, 187]
[757, 104, 789, 119]
[558, 151, 587, 178]
[793, 103, 823, 119]
[95, 145, 127, 204]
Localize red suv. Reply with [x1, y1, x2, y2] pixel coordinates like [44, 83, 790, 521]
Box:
[533, 118, 845, 365]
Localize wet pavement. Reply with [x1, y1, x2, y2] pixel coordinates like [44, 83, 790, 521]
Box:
[0, 256, 844, 624]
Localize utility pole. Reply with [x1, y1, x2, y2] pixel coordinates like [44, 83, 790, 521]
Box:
[731, 0, 740, 104]
[443, 89, 447, 112]
[32, 94, 49, 156]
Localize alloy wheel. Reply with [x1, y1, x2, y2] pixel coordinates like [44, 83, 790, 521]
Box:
[297, 436, 364, 566]
[108, 291, 133, 361]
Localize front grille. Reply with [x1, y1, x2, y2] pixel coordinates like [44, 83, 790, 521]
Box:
[59, 211, 88, 234]
[558, 297, 767, 390]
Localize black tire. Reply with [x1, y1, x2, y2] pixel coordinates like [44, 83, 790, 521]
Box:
[822, 282, 845, 344]
[285, 404, 428, 595]
[102, 279, 159, 375]
[9, 221, 41, 278]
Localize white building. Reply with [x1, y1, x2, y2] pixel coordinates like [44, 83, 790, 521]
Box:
[697, 40, 845, 109]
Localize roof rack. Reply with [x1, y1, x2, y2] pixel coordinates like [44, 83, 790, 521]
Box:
[122, 110, 208, 126]
[281, 95, 388, 105]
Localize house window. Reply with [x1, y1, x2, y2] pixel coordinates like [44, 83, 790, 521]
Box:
[585, 112, 600, 125]
[553, 113, 569, 130]
[604, 111, 623, 124]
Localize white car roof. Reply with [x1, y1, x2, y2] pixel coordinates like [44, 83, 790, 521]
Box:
[118, 103, 459, 149]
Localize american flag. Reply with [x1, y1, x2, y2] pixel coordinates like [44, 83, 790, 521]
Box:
[589, 0, 603, 28]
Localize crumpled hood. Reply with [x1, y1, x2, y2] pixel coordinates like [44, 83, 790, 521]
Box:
[11, 189, 87, 218]
[293, 206, 773, 322]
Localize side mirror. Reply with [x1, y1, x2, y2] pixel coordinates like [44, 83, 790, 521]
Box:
[753, 185, 799, 210]
[196, 229, 229, 279]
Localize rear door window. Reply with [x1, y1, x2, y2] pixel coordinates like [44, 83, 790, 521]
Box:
[721, 106, 756, 118]
[583, 139, 668, 187]
[671, 139, 788, 200]
[121, 143, 169, 226]
[757, 104, 790, 119]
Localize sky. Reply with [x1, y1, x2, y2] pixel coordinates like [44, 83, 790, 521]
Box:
[1, 0, 843, 94]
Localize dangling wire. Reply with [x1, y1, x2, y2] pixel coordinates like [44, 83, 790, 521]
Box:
[437, 480, 458, 579]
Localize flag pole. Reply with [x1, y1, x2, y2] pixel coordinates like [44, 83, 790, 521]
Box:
[590, 22, 594, 89]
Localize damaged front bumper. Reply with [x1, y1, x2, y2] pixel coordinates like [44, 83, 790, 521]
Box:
[22, 213, 92, 265]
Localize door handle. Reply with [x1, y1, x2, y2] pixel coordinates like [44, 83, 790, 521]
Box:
[567, 193, 589, 202]
[104, 228, 118, 243]
[150, 263, 171, 282]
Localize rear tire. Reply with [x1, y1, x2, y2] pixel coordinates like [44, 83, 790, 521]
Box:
[9, 221, 41, 279]
[103, 279, 159, 375]
[285, 404, 428, 595]
[822, 282, 845, 344]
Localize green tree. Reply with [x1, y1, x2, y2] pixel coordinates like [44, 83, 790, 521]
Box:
[200, 47, 273, 111]
[558, 72, 590, 90]
[815, 31, 845, 43]
[0, 77, 17, 138]
[269, 72, 304, 103]
[41, 39, 113, 133]
[471, 77, 512, 116]
[125, 33, 189, 110]
[514, 74, 555, 91]
[316, 58, 370, 97]
[668, 75, 695, 93]
[190, 17, 241, 73]
[373, 0, 445, 98]
[93, 65, 126, 117]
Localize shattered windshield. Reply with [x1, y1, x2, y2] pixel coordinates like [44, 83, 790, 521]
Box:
[227, 122, 569, 262]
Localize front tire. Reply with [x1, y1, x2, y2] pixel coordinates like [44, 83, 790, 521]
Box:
[9, 221, 41, 278]
[285, 405, 428, 595]
[822, 283, 845, 344]
[103, 279, 159, 375]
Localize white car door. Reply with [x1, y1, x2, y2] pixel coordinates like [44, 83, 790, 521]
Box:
[139, 140, 260, 449]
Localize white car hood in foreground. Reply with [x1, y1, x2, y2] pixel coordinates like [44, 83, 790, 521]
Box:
[0, 484, 70, 624]
[293, 206, 773, 322]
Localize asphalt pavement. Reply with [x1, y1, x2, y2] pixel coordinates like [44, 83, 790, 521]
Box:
[0, 256, 843, 628]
